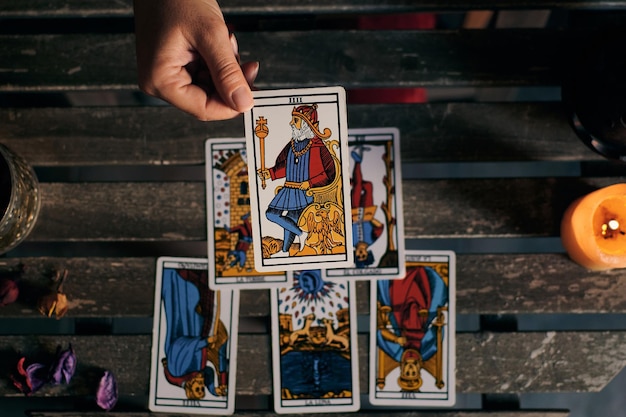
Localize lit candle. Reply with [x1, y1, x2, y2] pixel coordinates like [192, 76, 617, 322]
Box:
[561, 183, 626, 270]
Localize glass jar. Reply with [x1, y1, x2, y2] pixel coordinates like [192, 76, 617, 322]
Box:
[0, 144, 41, 255]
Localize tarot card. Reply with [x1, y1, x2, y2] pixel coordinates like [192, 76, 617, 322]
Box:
[205, 137, 291, 289]
[325, 128, 405, 280]
[245, 87, 354, 272]
[149, 257, 239, 415]
[270, 270, 360, 414]
[369, 250, 456, 407]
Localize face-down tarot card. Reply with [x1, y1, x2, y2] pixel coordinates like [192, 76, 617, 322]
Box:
[149, 257, 239, 415]
[245, 87, 354, 272]
[271, 270, 360, 413]
[206, 137, 291, 289]
[369, 250, 456, 407]
[325, 127, 405, 280]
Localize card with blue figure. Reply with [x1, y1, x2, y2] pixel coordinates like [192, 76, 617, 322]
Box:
[245, 87, 354, 272]
[271, 270, 360, 413]
[205, 137, 291, 289]
[149, 257, 239, 414]
[369, 250, 456, 407]
[325, 127, 406, 280]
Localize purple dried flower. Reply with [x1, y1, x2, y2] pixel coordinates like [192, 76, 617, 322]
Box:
[49, 344, 76, 385]
[96, 371, 118, 411]
[0, 277, 18, 306]
[11, 357, 48, 395]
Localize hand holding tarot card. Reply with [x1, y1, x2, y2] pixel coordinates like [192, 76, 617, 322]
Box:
[245, 87, 354, 272]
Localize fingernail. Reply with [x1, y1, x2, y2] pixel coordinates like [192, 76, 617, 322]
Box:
[231, 86, 253, 112]
[248, 62, 260, 84]
[230, 33, 239, 55]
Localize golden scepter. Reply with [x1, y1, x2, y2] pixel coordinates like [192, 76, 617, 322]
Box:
[254, 116, 269, 189]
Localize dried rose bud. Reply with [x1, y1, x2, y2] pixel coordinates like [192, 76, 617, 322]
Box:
[38, 269, 69, 319]
[38, 291, 68, 319]
[49, 344, 76, 385]
[11, 357, 48, 395]
[96, 371, 118, 411]
[0, 277, 18, 306]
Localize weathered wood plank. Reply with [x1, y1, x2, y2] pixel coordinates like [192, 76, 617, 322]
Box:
[0, 30, 574, 91]
[0, 103, 597, 166]
[29, 412, 569, 417]
[2, 0, 626, 18]
[0, 332, 624, 396]
[1, 254, 625, 318]
[0, 107, 240, 166]
[25, 178, 623, 242]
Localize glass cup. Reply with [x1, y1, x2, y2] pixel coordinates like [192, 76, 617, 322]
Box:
[0, 144, 41, 255]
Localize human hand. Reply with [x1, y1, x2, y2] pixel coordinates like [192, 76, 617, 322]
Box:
[257, 168, 270, 180]
[133, 0, 259, 121]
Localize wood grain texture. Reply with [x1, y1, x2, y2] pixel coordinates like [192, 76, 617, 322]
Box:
[28, 413, 569, 417]
[0, 332, 624, 397]
[23, 178, 623, 242]
[0, 30, 573, 91]
[0, 103, 598, 166]
[29, 412, 569, 417]
[2, 0, 626, 17]
[1, 254, 626, 319]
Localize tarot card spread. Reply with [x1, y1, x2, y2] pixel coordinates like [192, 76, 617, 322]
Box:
[149, 257, 239, 415]
[271, 270, 360, 414]
[205, 138, 290, 289]
[325, 128, 405, 280]
[369, 251, 456, 407]
[245, 87, 353, 272]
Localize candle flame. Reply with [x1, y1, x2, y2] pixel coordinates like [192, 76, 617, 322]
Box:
[601, 219, 623, 239]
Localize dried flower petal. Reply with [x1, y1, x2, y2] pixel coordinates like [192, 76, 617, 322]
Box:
[25, 362, 49, 393]
[37, 292, 68, 319]
[50, 344, 76, 384]
[11, 357, 48, 395]
[96, 371, 118, 411]
[11, 357, 29, 393]
[0, 277, 19, 306]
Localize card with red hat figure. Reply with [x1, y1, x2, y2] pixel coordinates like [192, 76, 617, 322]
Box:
[149, 257, 239, 415]
[205, 137, 291, 289]
[270, 270, 360, 414]
[244, 87, 354, 272]
[324, 128, 406, 280]
[369, 250, 456, 407]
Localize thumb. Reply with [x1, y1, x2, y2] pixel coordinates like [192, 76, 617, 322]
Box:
[195, 25, 254, 113]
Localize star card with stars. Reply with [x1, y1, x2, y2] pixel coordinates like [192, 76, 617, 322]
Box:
[205, 138, 290, 289]
[270, 270, 360, 414]
[244, 87, 353, 272]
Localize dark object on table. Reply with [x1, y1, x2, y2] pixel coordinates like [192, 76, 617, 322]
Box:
[562, 29, 626, 161]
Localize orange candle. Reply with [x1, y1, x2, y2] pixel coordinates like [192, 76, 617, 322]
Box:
[561, 183, 626, 270]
